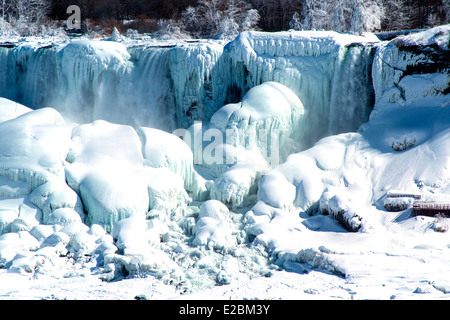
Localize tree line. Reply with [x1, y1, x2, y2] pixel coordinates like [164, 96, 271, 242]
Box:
[1, 0, 449, 38]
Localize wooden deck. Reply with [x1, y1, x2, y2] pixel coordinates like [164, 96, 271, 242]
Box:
[412, 201, 450, 217]
[387, 192, 422, 200]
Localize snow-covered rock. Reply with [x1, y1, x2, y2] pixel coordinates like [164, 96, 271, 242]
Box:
[192, 200, 235, 250]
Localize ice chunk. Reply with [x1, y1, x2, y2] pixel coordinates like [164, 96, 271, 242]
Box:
[192, 200, 235, 250]
[137, 127, 209, 201]
[79, 171, 150, 232]
[69, 231, 98, 255]
[41, 231, 70, 248]
[29, 224, 55, 243]
[0, 197, 42, 235]
[111, 215, 150, 253]
[257, 173, 296, 210]
[198, 200, 230, 221]
[0, 231, 40, 268]
[214, 82, 305, 161]
[145, 167, 191, 217]
[46, 208, 82, 227]
[0, 209, 18, 235]
[194, 82, 303, 209]
[65, 120, 149, 231]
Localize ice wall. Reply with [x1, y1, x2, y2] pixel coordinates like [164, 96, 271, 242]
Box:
[1, 32, 378, 147]
[0, 39, 225, 131]
[223, 31, 379, 148]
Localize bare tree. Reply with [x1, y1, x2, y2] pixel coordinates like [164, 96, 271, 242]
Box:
[1, 0, 13, 21]
[298, 0, 384, 33]
[179, 0, 259, 39]
[1, 0, 51, 35]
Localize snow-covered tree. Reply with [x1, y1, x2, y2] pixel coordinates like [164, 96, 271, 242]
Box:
[289, 11, 301, 30]
[442, 0, 450, 24]
[179, 0, 259, 39]
[329, 0, 348, 32]
[300, 0, 331, 30]
[349, 0, 383, 33]
[1, 0, 51, 36]
[1, 0, 12, 21]
[299, 0, 384, 33]
[13, 0, 49, 24]
[218, 17, 239, 39]
[381, 0, 412, 31]
[241, 8, 260, 32]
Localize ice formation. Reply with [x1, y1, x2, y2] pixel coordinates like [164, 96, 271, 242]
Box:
[224, 30, 379, 147]
[0, 25, 449, 298]
[0, 30, 377, 142]
[0, 39, 226, 131]
[192, 81, 305, 208]
[247, 25, 450, 237]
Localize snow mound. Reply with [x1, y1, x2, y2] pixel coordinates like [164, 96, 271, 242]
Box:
[192, 200, 235, 250]
[137, 127, 210, 201]
[0, 106, 73, 199]
[0, 98, 32, 123]
[65, 120, 191, 232]
[191, 82, 304, 209]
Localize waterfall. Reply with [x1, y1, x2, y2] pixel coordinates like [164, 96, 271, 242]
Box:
[0, 32, 379, 148]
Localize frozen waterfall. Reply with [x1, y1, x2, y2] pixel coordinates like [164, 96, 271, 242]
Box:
[0, 32, 379, 148]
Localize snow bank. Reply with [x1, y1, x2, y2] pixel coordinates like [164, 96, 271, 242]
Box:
[0, 98, 32, 123]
